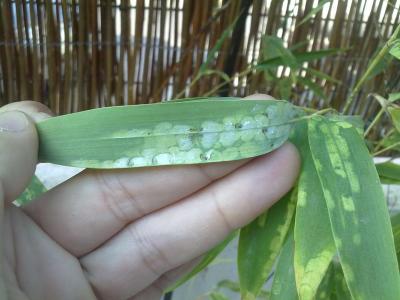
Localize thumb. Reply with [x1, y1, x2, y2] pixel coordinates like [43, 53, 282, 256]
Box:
[0, 110, 38, 204]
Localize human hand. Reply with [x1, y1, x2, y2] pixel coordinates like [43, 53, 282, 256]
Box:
[0, 95, 300, 300]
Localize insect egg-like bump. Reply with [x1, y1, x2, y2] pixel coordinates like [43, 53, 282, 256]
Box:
[185, 148, 202, 162]
[130, 157, 150, 167]
[153, 153, 172, 165]
[240, 116, 257, 142]
[113, 157, 130, 168]
[153, 122, 173, 134]
[177, 135, 193, 151]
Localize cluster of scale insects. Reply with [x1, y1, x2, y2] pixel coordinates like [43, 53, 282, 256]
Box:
[78, 103, 297, 168]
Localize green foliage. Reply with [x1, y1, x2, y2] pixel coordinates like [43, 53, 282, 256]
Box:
[293, 121, 335, 300]
[296, 0, 332, 27]
[37, 99, 299, 168]
[389, 40, 400, 60]
[34, 23, 400, 300]
[270, 229, 298, 300]
[257, 35, 343, 100]
[308, 117, 400, 299]
[238, 189, 296, 299]
[15, 175, 46, 206]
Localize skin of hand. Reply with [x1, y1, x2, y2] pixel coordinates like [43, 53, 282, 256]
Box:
[0, 94, 300, 300]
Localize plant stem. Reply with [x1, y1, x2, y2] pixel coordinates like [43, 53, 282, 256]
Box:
[364, 108, 385, 138]
[203, 67, 253, 97]
[374, 128, 395, 152]
[373, 140, 400, 156]
[343, 24, 400, 114]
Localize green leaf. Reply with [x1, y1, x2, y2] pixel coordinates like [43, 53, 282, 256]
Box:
[278, 77, 293, 99]
[164, 232, 236, 293]
[270, 228, 298, 300]
[261, 36, 299, 70]
[216, 280, 270, 299]
[294, 120, 336, 300]
[238, 189, 296, 300]
[199, 17, 238, 74]
[209, 291, 230, 300]
[389, 93, 400, 103]
[331, 262, 352, 300]
[308, 116, 400, 299]
[37, 99, 300, 168]
[201, 70, 231, 84]
[15, 175, 47, 206]
[375, 162, 400, 184]
[315, 263, 335, 300]
[297, 77, 328, 101]
[379, 131, 400, 153]
[388, 106, 400, 132]
[257, 49, 341, 70]
[297, 0, 332, 27]
[365, 53, 393, 81]
[389, 40, 400, 60]
[217, 280, 241, 293]
[327, 115, 364, 136]
[391, 212, 400, 255]
[304, 67, 341, 84]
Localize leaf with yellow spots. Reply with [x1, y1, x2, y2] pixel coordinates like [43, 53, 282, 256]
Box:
[270, 228, 298, 300]
[309, 117, 400, 299]
[15, 175, 47, 206]
[314, 263, 335, 300]
[293, 121, 336, 300]
[238, 188, 296, 300]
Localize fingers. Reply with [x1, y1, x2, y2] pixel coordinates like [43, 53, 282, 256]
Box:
[0, 101, 54, 122]
[22, 93, 281, 257]
[80, 143, 300, 299]
[0, 111, 38, 203]
[128, 257, 202, 300]
[243, 93, 276, 100]
[24, 159, 250, 256]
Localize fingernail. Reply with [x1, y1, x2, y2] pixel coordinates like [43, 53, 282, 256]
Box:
[0, 111, 28, 132]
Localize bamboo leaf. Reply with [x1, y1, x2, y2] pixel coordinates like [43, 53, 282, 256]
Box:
[308, 116, 400, 299]
[297, 77, 328, 101]
[270, 229, 298, 300]
[199, 17, 238, 74]
[304, 67, 341, 84]
[388, 107, 400, 132]
[331, 262, 352, 300]
[216, 280, 270, 299]
[37, 99, 300, 168]
[315, 263, 335, 300]
[389, 93, 400, 103]
[15, 175, 47, 206]
[202, 69, 231, 84]
[238, 188, 296, 300]
[260, 36, 299, 70]
[389, 40, 400, 60]
[297, 0, 332, 27]
[164, 232, 236, 293]
[257, 49, 341, 70]
[294, 121, 336, 300]
[375, 162, 400, 184]
[209, 291, 230, 300]
[391, 212, 400, 256]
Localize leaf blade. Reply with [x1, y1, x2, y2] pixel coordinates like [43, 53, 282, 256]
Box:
[238, 189, 296, 300]
[308, 117, 400, 299]
[37, 99, 299, 168]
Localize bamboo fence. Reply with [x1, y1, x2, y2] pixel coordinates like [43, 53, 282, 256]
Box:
[0, 0, 399, 127]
